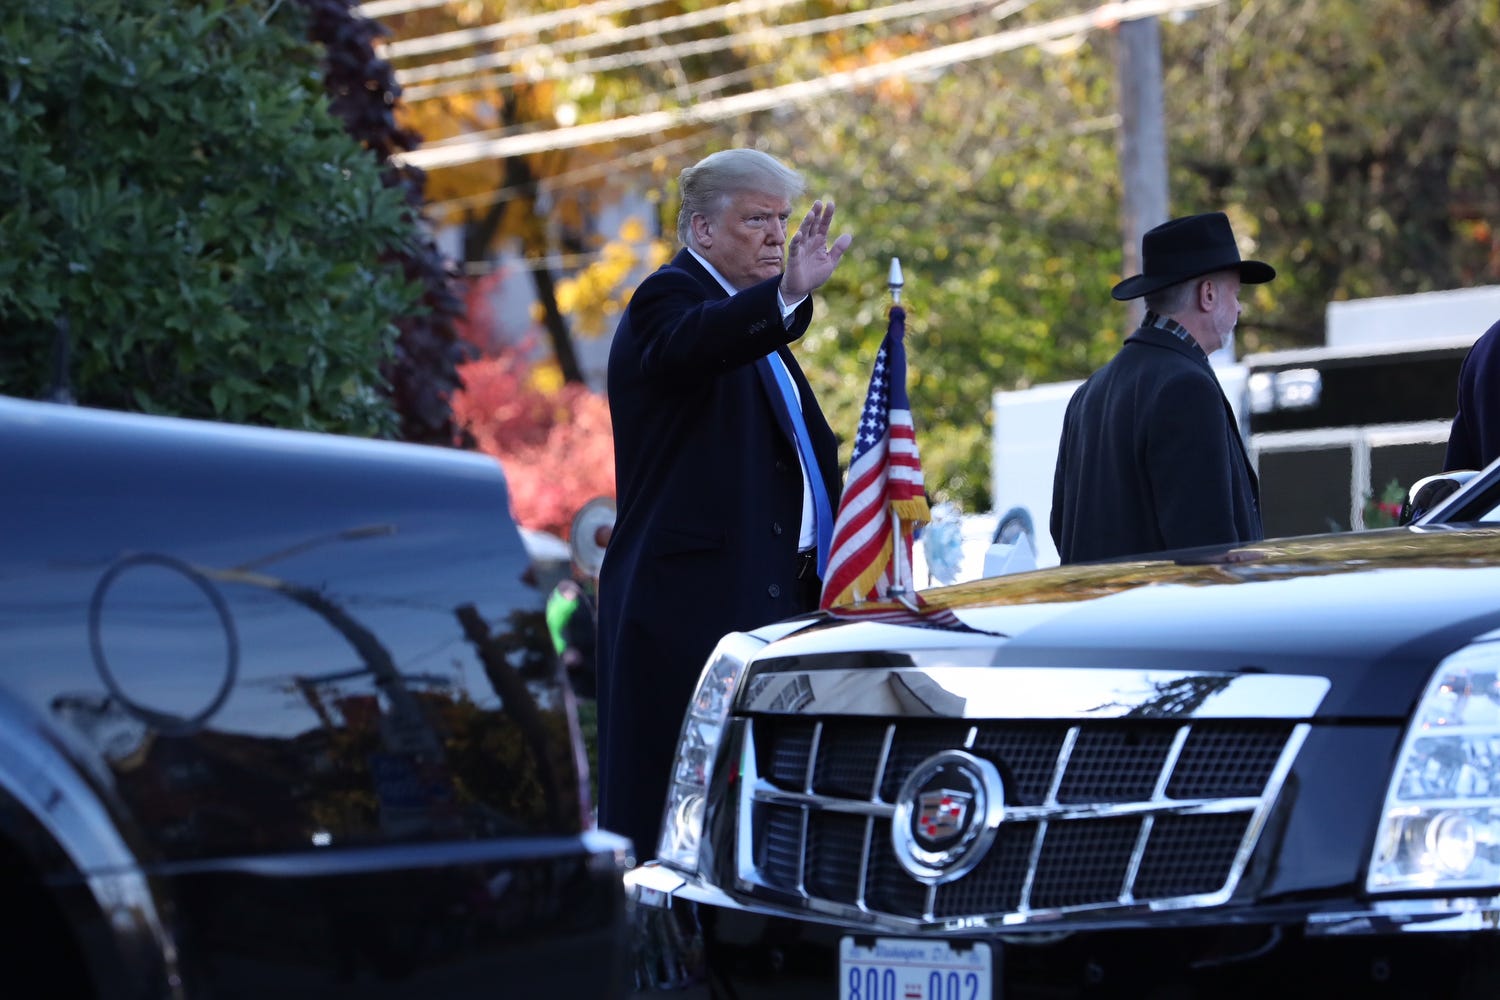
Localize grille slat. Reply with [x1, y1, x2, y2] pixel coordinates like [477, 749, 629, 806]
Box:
[813, 721, 888, 798]
[1134, 811, 1255, 899]
[758, 803, 804, 891]
[759, 718, 817, 790]
[745, 716, 1297, 925]
[806, 812, 867, 904]
[864, 820, 931, 917]
[933, 821, 1036, 917]
[1168, 723, 1294, 799]
[1056, 726, 1176, 803]
[1029, 817, 1142, 909]
[969, 724, 1070, 805]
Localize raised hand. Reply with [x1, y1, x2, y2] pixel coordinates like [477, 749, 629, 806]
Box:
[782, 200, 853, 302]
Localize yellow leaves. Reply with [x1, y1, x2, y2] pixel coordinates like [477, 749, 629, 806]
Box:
[529, 360, 564, 395]
[552, 225, 661, 337]
[618, 216, 647, 243]
[553, 279, 581, 315]
[1305, 119, 1325, 155]
[396, 99, 466, 143]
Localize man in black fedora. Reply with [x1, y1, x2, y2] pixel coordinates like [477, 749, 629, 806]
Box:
[1050, 211, 1276, 564]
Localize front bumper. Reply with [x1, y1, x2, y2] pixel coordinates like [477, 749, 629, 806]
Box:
[628, 864, 1500, 998]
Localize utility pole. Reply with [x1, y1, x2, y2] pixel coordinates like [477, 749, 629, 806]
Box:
[1116, 12, 1169, 330]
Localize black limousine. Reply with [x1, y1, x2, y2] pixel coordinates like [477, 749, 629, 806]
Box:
[628, 458, 1500, 998]
[0, 395, 631, 998]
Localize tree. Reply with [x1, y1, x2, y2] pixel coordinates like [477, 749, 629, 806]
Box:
[0, 0, 423, 436]
[375, 0, 1500, 516]
[372, 0, 693, 528]
[1164, 0, 1500, 352]
[382, 0, 688, 386]
[299, 0, 476, 446]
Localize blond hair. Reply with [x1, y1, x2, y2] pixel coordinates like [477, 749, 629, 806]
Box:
[676, 149, 804, 247]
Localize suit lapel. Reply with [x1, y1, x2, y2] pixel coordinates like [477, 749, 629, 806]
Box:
[671, 248, 723, 296]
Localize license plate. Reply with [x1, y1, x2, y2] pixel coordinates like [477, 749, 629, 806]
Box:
[838, 937, 993, 1000]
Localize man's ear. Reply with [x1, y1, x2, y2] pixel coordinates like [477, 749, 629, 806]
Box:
[1197, 277, 1217, 311]
[691, 212, 713, 248]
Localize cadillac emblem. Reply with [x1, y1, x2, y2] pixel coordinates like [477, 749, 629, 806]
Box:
[891, 750, 1004, 884]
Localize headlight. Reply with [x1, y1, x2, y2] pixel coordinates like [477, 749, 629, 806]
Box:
[1368, 637, 1500, 892]
[655, 631, 762, 871]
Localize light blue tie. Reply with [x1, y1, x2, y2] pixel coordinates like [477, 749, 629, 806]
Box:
[764, 353, 834, 577]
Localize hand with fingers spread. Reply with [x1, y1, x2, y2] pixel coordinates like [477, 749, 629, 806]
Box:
[781, 200, 853, 303]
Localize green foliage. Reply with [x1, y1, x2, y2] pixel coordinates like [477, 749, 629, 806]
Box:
[0, 0, 421, 435]
[1164, 0, 1500, 353]
[741, 22, 1127, 511]
[299, 0, 475, 446]
[382, 0, 1500, 511]
[702, 0, 1500, 510]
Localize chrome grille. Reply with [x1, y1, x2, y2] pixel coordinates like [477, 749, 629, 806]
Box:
[739, 715, 1302, 925]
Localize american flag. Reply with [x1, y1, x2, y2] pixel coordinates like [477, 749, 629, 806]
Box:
[820, 305, 930, 609]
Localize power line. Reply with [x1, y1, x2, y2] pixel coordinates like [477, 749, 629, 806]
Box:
[399, 0, 984, 103]
[462, 251, 610, 274]
[393, 0, 990, 92]
[392, 0, 1223, 171]
[386, 0, 801, 63]
[427, 135, 701, 215]
[431, 112, 1120, 220]
[405, 0, 987, 150]
[356, 0, 451, 19]
[379, 0, 665, 60]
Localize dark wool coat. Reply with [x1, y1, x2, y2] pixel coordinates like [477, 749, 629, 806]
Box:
[1445, 318, 1500, 472]
[596, 250, 841, 857]
[1050, 325, 1262, 565]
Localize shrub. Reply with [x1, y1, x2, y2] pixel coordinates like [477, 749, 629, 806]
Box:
[298, 0, 474, 446]
[0, 0, 419, 436]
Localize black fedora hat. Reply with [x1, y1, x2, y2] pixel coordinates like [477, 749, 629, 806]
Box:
[1111, 211, 1276, 301]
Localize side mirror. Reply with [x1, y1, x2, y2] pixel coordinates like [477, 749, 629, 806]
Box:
[1399, 471, 1478, 525]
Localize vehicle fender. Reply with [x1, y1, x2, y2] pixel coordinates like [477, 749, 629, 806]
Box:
[0, 688, 181, 999]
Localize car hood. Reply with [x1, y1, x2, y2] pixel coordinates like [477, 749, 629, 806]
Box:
[755, 526, 1500, 718]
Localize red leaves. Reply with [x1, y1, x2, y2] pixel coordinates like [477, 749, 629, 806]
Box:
[453, 353, 615, 537]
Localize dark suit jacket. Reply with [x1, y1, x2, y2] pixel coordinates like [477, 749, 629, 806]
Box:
[1050, 325, 1262, 564]
[595, 249, 841, 856]
[1445, 318, 1500, 472]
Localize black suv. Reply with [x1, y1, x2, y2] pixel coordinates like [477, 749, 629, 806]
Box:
[629, 460, 1500, 998]
[0, 396, 630, 998]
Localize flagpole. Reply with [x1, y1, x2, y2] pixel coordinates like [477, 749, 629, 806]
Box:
[888, 514, 907, 598]
[885, 257, 911, 601]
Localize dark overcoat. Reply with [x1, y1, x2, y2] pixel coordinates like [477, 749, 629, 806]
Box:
[1445, 318, 1500, 472]
[595, 250, 841, 857]
[1050, 325, 1262, 564]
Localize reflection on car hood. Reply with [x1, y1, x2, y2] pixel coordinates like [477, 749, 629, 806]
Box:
[762, 527, 1500, 718]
